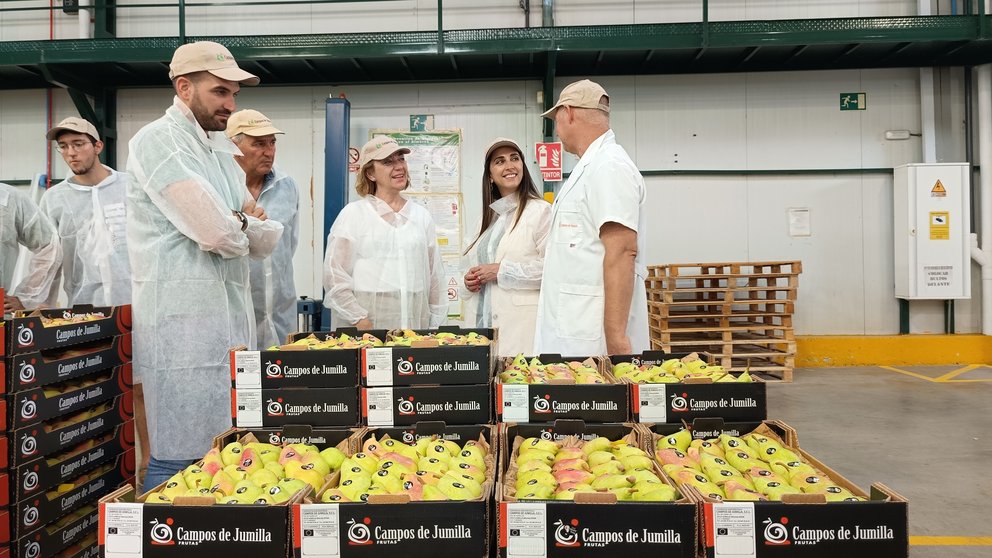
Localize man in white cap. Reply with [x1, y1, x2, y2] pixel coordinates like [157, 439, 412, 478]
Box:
[226, 109, 299, 349]
[534, 79, 649, 356]
[126, 41, 283, 490]
[1, 182, 61, 313]
[38, 117, 131, 308]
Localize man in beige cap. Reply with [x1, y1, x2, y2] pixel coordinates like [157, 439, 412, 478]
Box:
[226, 109, 299, 349]
[126, 41, 283, 490]
[534, 79, 649, 356]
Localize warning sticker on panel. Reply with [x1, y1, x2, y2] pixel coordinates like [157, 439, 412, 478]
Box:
[924, 265, 953, 288]
[929, 212, 950, 240]
[710, 502, 756, 558]
[931, 179, 947, 197]
[505, 502, 548, 558]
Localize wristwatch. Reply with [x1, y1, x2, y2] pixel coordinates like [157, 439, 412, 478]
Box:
[235, 211, 248, 232]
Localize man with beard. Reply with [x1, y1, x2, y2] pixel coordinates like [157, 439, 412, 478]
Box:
[126, 41, 283, 490]
[226, 110, 299, 349]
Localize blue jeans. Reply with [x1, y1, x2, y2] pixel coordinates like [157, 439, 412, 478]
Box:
[142, 456, 194, 495]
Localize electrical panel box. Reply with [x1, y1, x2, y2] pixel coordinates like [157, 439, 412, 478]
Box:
[894, 163, 971, 299]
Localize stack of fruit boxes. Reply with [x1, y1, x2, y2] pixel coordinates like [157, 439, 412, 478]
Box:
[645, 261, 802, 381]
[358, 328, 495, 428]
[2, 300, 134, 558]
[230, 330, 372, 429]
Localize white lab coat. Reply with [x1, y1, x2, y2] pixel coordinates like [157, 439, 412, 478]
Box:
[323, 195, 445, 330]
[39, 168, 132, 307]
[250, 168, 299, 348]
[534, 129, 650, 355]
[126, 97, 283, 460]
[0, 182, 61, 307]
[462, 194, 551, 356]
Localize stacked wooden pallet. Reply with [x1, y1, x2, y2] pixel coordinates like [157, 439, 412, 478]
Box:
[645, 261, 801, 382]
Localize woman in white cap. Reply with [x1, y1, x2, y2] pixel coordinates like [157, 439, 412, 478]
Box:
[462, 138, 551, 356]
[323, 136, 445, 329]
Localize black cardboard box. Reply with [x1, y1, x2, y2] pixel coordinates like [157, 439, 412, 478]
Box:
[497, 421, 698, 558]
[13, 421, 135, 502]
[643, 419, 909, 558]
[99, 482, 302, 557]
[213, 425, 361, 455]
[232, 387, 360, 428]
[609, 353, 766, 423]
[11, 393, 133, 466]
[360, 327, 495, 387]
[292, 423, 497, 558]
[13, 504, 97, 558]
[230, 329, 383, 389]
[496, 355, 628, 423]
[9, 364, 133, 429]
[6, 334, 132, 394]
[14, 449, 134, 540]
[362, 383, 491, 427]
[6, 305, 131, 356]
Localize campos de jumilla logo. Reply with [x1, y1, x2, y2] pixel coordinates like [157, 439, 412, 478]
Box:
[532, 394, 552, 414]
[347, 518, 373, 545]
[763, 517, 790, 546]
[19, 361, 37, 384]
[266, 398, 285, 416]
[265, 361, 284, 378]
[150, 518, 176, 546]
[554, 519, 580, 548]
[396, 357, 415, 376]
[397, 396, 416, 416]
[669, 392, 689, 412]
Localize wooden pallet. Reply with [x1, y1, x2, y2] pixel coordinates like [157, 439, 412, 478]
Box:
[647, 261, 803, 279]
[648, 341, 794, 382]
[649, 314, 793, 331]
[647, 300, 796, 317]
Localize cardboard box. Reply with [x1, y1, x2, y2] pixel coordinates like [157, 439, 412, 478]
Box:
[6, 334, 132, 394]
[360, 327, 495, 387]
[100, 483, 303, 557]
[57, 540, 99, 558]
[292, 424, 497, 558]
[0, 435, 9, 469]
[496, 355, 629, 423]
[644, 419, 909, 558]
[232, 387, 360, 428]
[13, 504, 97, 558]
[13, 421, 135, 502]
[362, 383, 492, 427]
[14, 450, 134, 540]
[610, 353, 766, 424]
[11, 393, 133, 466]
[9, 364, 133, 429]
[231, 329, 384, 389]
[6, 305, 131, 356]
[497, 421, 698, 558]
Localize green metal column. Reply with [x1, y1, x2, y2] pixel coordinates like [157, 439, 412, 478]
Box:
[899, 299, 910, 334]
[94, 0, 115, 38]
[94, 88, 117, 168]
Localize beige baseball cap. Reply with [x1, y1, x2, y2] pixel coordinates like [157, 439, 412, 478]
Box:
[225, 109, 284, 139]
[358, 136, 411, 168]
[46, 117, 100, 142]
[540, 79, 610, 119]
[168, 41, 260, 86]
[484, 137, 523, 161]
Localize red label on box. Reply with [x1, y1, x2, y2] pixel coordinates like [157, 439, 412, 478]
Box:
[537, 142, 563, 181]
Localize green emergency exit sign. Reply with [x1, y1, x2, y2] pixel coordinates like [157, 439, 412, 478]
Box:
[840, 93, 866, 111]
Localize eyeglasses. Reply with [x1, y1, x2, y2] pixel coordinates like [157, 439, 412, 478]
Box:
[376, 154, 407, 167]
[55, 140, 93, 153]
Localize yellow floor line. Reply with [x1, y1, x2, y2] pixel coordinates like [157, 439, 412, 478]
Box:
[910, 535, 992, 546]
[944, 377, 992, 383]
[879, 365, 939, 382]
[935, 364, 980, 382]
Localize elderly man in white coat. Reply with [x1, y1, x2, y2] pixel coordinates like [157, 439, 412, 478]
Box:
[127, 41, 283, 490]
[534, 79, 649, 356]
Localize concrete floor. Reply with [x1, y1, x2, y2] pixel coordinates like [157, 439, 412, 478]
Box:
[770, 366, 992, 558]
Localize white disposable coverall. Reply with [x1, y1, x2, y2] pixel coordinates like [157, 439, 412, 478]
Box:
[127, 97, 283, 460]
[250, 168, 299, 348]
[0, 182, 61, 307]
[323, 195, 445, 330]
[39, 168, 132, 306]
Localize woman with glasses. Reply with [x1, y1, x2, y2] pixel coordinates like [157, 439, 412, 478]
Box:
[462, 138, 550, 356]
[322, 136, 445, 330]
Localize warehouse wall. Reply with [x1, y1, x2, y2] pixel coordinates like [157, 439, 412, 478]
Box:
[0, 0, 981, 334]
